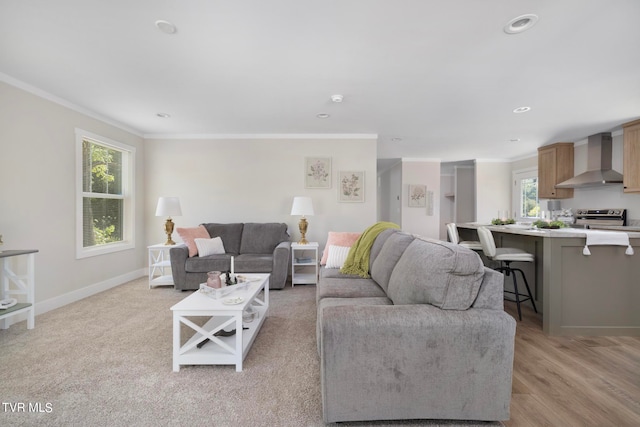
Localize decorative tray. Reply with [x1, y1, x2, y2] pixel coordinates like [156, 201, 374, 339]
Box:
[200, 282, 250, 299]
[199, 274, 260, 299]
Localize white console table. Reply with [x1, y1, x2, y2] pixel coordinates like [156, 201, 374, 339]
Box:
[0, 249, 38, 330]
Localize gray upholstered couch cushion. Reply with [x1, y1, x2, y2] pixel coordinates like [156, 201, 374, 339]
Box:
[185, 253, 233, 272]
[240, 223, 290, 254]
[386, 237, 484, 310]
[202, 223, 244, 254]
[368, 228, 400, 266]
[316, 276, 387, 302]
[370, 232, 415, 293]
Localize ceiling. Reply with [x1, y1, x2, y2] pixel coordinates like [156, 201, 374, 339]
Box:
[1, 0, 639, 165]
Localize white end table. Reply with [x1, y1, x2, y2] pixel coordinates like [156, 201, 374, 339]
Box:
[291, 242, 319, 286]
[148, 243, 178, 288]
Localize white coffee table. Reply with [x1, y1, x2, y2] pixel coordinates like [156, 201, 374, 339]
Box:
[170, 273, 269, 372]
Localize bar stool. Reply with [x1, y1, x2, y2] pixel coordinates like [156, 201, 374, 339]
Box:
[446, 223, 482, 251]
[477, 227, 537, 321]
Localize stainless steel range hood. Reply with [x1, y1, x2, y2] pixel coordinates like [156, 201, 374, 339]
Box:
[555, 132, 623, 188]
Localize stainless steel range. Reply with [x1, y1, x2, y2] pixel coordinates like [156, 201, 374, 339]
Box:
[573, 208, 627, 229]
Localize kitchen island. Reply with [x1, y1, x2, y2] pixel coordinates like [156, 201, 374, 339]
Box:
[457, 224, 640, 336]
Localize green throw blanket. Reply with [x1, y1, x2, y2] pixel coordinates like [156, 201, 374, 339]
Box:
[340, 221, 400, 278]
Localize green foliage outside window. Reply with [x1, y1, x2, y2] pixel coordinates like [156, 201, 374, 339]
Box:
[82, 140, 124, 247]
[520, 177, 539, 218]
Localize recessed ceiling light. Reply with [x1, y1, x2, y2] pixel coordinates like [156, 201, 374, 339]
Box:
[155, 20, 177, 34]
[156, 113, 171, 118]
[391, 137, 402, 142]
[316, 113, 330, 119]
[504, 14, 539, 34]
[509, 138, 521, 142]
[513, 106, 531, 113]
[331, 94, 343, 103]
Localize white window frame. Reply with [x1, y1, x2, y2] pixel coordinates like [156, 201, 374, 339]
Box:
[512, 167, 539, 221]
[75, 129, 135, 259]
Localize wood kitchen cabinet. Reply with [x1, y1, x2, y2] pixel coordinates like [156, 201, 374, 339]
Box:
[623, 118, 640, 193]
[538, 142, 574, 199]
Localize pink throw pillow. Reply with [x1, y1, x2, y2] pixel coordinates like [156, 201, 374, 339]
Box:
[320, 231, 361, 265]
[176, 225, 210, 257]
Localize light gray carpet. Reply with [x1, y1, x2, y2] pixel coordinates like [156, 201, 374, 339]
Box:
[0, 277, 502, 427]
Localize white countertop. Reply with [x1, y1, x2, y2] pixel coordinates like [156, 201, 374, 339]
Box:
[457, 223, 640, 239]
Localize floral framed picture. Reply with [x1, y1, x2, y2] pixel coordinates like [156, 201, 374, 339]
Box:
[408, 184, 427, 207]
[305, 157, 331, 188]
[338, 171, 365, 202]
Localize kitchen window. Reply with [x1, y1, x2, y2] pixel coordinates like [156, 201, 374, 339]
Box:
[76, 129, 135, 258]
[512, 168, 539, 220]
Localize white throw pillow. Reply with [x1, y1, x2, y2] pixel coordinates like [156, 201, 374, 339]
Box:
[325, 245, 351, 269]
[194, 237, 226, 257]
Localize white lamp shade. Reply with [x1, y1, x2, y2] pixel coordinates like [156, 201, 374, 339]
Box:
[290, 196, 314, 216]
[155, 197, 182, 217]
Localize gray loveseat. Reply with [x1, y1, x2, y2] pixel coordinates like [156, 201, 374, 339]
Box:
[170, 223, 291, 290]
[317, 228, 516, 423]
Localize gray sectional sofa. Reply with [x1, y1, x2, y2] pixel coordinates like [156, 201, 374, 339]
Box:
[170, 222, 291, 290]
[317, 228, 516, 423]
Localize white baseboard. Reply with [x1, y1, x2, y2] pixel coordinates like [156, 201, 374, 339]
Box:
[35, 269, 146, 316]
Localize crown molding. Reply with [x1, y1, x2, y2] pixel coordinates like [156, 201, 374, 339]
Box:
[143, 133, 378, 140]
[400, 157, 441, 163]
[0, 72, 143, 137]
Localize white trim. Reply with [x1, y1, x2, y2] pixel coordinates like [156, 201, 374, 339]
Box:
[512, 166, 538, 174]
[509, 151, 538, 162]
[35, 270, 145, 316]
[0, 72, 142, 137]
[401, 157, 441, 163]
[475, 158, 512, 163]
[143, 133, 378, 140]
[75, 129, 136, 259]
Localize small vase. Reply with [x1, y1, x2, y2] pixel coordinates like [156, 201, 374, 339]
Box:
[206, 271, 222, 289]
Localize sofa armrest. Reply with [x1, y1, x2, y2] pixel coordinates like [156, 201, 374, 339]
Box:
[472, 267, 505, 310]
[169, 245, 189, 290]
[270, 241, 291, 289]
[319, 303, 515, 423]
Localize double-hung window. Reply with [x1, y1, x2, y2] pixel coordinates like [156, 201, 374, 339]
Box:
[76, 129, 135, 258]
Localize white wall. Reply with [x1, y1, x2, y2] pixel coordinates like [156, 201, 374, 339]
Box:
[401, 159, 441, 239]
[0, 82, 146, 309]
[475, 160, 511, 223]
[144, 137, 378, 252]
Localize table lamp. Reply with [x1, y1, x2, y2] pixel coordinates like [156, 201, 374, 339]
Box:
[290, 196, 314, 244]
[155, 197, 182, 245]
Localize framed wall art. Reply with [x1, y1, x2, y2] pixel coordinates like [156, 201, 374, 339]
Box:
[305, 157, 331, 188]
[408, 184, 427, 207]
[338, 171, 364, 203]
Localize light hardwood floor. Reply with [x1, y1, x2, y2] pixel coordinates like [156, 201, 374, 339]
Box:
[503, 301, 640, 427]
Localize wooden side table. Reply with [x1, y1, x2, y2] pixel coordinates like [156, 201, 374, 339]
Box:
[0, 249, 38, 330]
[291, 242, 319, 286]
